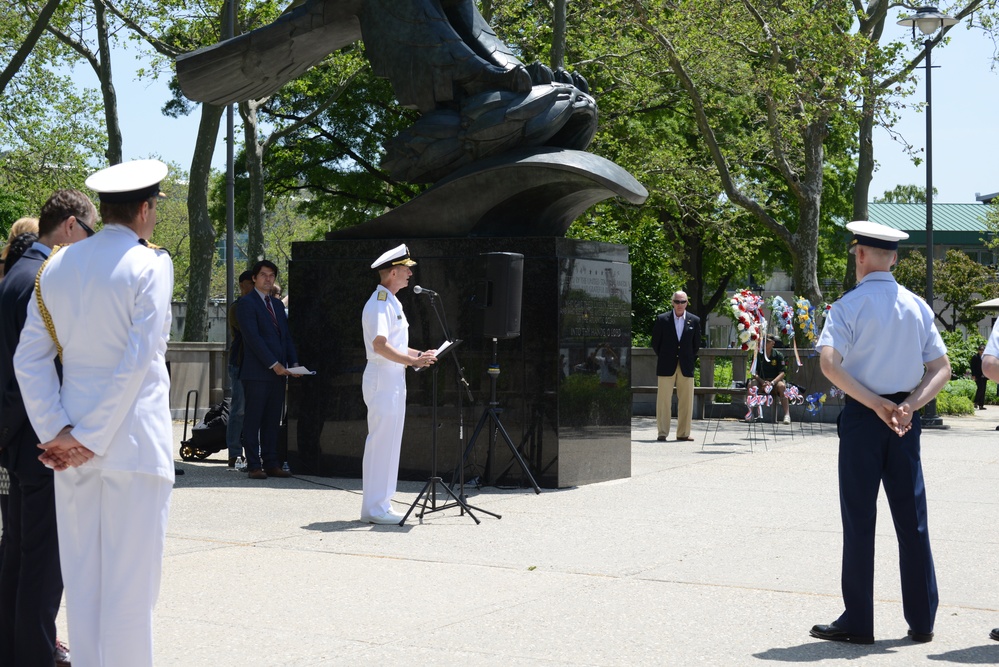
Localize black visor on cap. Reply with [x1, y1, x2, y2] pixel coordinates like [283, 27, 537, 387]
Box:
[98, 183, 162, 204]
[849, 234, 899, 251]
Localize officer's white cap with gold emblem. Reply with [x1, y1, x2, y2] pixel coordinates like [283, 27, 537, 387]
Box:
[371, 244, 417, 271]
[85, 159, 168, 204]
[846, 220, 908, 252]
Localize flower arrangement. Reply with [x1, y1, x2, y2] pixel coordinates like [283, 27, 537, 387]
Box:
[817, 302, 832, 334]
[729, 288, 765, 352]
[805, 391, 827, 414]
[770, 295, 795, 340]
[795, 296, 817, 344]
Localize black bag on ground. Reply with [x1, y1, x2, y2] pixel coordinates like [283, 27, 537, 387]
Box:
[191, 399, 229, 448]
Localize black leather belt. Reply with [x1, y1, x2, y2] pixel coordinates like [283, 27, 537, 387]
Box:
[845, 391, 910, 405]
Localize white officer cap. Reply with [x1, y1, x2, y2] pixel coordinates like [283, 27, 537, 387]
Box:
[846, 220, 908, 251]
[85, 159, 168, 203]
[371, 244, 417, 270]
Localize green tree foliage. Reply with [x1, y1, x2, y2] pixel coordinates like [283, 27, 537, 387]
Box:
[874, 184, 937, 204]
[0, 7, 106, 212]
[257, 56, 422, 230]
[894, 248, 999, 331]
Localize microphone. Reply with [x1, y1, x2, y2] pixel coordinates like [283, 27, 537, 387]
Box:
[413, 285, 438, 297]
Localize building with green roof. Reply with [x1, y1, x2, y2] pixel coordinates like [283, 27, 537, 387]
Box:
[868, 201, 995, 266]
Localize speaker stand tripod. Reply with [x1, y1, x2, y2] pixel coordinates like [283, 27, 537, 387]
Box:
[457, 338, 542, 494]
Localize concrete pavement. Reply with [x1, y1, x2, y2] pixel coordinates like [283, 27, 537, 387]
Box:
[54, 410, 999, 665]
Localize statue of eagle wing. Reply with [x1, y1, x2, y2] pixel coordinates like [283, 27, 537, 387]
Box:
[176, 0, 364, 105]
[177, 0, 529, 110]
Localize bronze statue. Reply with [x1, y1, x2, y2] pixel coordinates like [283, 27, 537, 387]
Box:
[178, 0, 597, 184]
[176, 0, 645, 236]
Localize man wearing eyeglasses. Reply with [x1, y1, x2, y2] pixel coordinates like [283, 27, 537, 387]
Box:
[651, 290, 701, 442]
[0, 189, 95, 667]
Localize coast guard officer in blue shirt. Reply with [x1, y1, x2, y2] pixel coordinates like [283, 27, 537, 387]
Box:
[809, 220, 950, 646]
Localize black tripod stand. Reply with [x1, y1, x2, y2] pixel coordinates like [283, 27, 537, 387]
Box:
[458, 338, 542, 494]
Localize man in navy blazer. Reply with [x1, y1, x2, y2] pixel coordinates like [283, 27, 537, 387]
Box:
[0, 189, 95, 666]
[236, 259, 299, 479]
[651, 290, 701, 442]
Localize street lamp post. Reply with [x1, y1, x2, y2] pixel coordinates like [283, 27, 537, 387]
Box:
[897, 6, 958, 428]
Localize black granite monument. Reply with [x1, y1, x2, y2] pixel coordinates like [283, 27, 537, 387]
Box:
[287, 238, 632, 487]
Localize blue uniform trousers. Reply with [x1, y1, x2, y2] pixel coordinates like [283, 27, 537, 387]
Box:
[836, 401, 937, 637]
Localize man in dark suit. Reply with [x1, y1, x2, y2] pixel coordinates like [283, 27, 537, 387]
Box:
[0, 189, 95, 666]
[651, 290, 701, 442]
[971, 344, 987, 410]
[236, 259, 299, 479]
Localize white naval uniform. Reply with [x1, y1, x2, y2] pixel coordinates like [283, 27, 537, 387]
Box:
[360, 284, 409, 519]
[15, 223, 174, 667]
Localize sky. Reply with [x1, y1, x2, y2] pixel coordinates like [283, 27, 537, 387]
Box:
[97, 18, 999, 204]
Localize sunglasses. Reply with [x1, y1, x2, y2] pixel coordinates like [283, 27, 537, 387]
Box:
[673, 299, 687, 304]
[66, 214, 95, 238]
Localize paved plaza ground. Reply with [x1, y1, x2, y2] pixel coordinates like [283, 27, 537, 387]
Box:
[49, 409, 999, 665]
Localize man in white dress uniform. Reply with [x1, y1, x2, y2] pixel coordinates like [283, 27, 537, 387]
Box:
[15, 159, 174, 667]
[360, 244, 437, 525]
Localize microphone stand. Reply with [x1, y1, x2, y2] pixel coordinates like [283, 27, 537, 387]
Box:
[399, 290, 497, 524]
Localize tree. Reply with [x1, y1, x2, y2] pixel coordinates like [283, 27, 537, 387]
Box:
[238, 50, 366, 262]
[0, 7, 106, 212]
[43, 0, 127, 164]
[894, 248, 999, 331]
[0, 0, 62, 95]
[874, 184, 937, 203]
[106, 0, 274, 341]
[849, 1, 990, 225]
[621, 0, 873, 304]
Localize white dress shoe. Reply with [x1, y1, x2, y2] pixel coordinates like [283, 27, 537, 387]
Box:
[364, 509, 404, 525]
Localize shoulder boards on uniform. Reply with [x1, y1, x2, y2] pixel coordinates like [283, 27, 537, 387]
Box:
[377, 291, 387, 301]
[139, 238, 171, 256]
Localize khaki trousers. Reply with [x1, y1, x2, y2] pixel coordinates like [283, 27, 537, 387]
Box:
[657, 371, 694, 439]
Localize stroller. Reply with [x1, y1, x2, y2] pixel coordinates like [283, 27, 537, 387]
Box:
[179, 390, 230, 461]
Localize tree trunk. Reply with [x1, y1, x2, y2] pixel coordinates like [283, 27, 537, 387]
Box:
[0, 0, 62, 95]
[845, 83, 879, 290]
[240, 100, 266, 263]
[95, 0, 123, 164]
[790, 198, 822, 306]
[551, 0, 567, 70]
[183, 103, 224, 342]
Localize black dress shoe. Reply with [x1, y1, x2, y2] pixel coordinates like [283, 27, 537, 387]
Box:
[907, 629, 933, 643]
[990, 628, 999, 641]
[656, 436, 666, 442]
[810, 623, 874, 645]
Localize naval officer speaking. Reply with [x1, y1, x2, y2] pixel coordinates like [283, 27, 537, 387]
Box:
[809, 220, 950, 646]
[360, 244, 437, 525]
[15, 159, 175, 667]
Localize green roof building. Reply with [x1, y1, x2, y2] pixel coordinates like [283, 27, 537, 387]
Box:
[868, 201, 995, 266]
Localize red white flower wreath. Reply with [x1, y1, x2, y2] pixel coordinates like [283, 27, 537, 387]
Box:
[729, 289, 765, 352]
